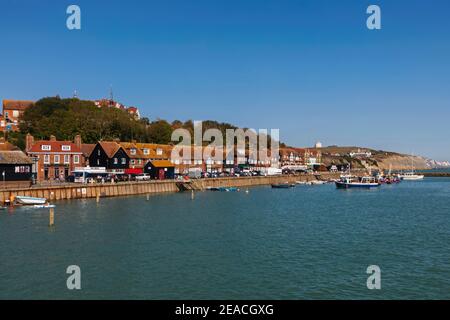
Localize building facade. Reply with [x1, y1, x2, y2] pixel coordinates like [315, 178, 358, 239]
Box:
[88, 141, 130, 173]
[25, 134, 83, 181]
[1, 99, 34, 132]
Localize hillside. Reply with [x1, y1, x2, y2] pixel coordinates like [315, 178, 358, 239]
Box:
[8, 96, 276, 149]
[318, 146, 435, 170]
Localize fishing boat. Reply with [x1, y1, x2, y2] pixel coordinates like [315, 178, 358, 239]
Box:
[15, 196, 47, 205]
[271, 183, 295, 189]
[335, 176, 380, 189]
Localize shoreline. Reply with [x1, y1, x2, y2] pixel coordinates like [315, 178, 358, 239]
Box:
[0, 173, 341, 204]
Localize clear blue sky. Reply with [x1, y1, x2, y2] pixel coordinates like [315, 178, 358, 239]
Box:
[1, 0, 449, 160]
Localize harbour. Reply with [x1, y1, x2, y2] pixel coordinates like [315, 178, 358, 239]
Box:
[0, 173, 341, 204]
[1, 177, 449, 299]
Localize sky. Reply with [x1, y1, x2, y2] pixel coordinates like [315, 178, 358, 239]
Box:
[0, 0, 449, 160]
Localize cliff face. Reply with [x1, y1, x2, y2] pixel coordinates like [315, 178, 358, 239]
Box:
[373, 155, 428, 170]
[319, 146, 431, 170]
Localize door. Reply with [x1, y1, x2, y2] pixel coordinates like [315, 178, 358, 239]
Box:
[158, 168, 165, 180]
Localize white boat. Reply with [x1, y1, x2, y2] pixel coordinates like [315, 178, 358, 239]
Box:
[33, 204, 55, 209]
[399, 172, 424, 180]
[398, 155, 424, 180]
[15, 196, 47, 205]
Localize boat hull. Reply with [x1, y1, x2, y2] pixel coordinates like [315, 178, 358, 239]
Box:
[271, 184, 295, 189]
[335, 181, 380, 189]
[15, 196, 47, 205]
[401, 175, 424, 181]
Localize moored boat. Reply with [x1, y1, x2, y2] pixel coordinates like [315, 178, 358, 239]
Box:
[335, 176, 380, 189]
[271, 183, 295, 189]
[15, 196, 47, 205]
[398, 172, 424, 180]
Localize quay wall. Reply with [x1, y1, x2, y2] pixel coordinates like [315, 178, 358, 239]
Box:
[423, 172, 450, 177]
[0, 173, 341, 203]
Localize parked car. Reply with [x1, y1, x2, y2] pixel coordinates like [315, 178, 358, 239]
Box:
[135, 173, 151, 181]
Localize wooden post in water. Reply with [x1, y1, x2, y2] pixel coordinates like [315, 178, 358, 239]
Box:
[146, 194, 150, 201]
[49, 207, 54, 226]
[191, 189, 194, 200]
[96, 192, 100, 203]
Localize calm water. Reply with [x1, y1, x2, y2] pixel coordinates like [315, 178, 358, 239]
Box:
[1, 178, 450, 299]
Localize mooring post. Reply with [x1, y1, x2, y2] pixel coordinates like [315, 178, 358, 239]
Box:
[49, 207, 54, 226]
[96, 192, 100, 203]
[191, 189, 194, 200]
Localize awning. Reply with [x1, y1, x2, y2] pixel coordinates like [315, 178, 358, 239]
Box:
[125, 168, 143, 174]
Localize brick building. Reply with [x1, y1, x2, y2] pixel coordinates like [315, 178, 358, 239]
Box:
[25, 134, 84, 181]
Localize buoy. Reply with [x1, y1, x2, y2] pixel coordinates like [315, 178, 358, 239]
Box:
[245, 188, 249, 194]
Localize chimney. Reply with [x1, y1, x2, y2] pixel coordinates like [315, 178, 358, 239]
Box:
[50, 135, 56, 142]
[74, 134, 82, 148]
[26, 133, 34, 152]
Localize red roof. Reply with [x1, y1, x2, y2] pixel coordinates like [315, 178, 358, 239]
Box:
[28, 141, 82, 153]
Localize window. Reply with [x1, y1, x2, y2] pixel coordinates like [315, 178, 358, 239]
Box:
[138, 159, 142, 164]
[13, 110, 19, 118]
[114, 158, 118, 164]
[98, 149, 101, 156]
[64, 155, 70, 164]
[74, 155, 80, 164]
[54, 155, 60, 164]
[156, 148, 162, 155]
[62, 145, 71, 151]
[41, 145, 51, 151]
[143, 149, 149, 155]
[121, 158, 126, 164]
[130, 148, 136, 155]
[44, 154, 50, 164]
[97, 159, 100, 166]
[130, 159, 135, 165]
[4, 111, 8, 118]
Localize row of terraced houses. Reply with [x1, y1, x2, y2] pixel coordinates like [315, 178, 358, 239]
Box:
[24, 134, 321, 180]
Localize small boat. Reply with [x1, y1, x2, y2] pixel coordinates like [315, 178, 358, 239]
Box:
[335, 176, 380, 189]
[271, 183, 295, 189]
[33, 204, 56, 209]
[219, 187, 239, 192]
[309, 180, 326, 185]
[207, 187, 239, 192]
[15, 196, 47, 205]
